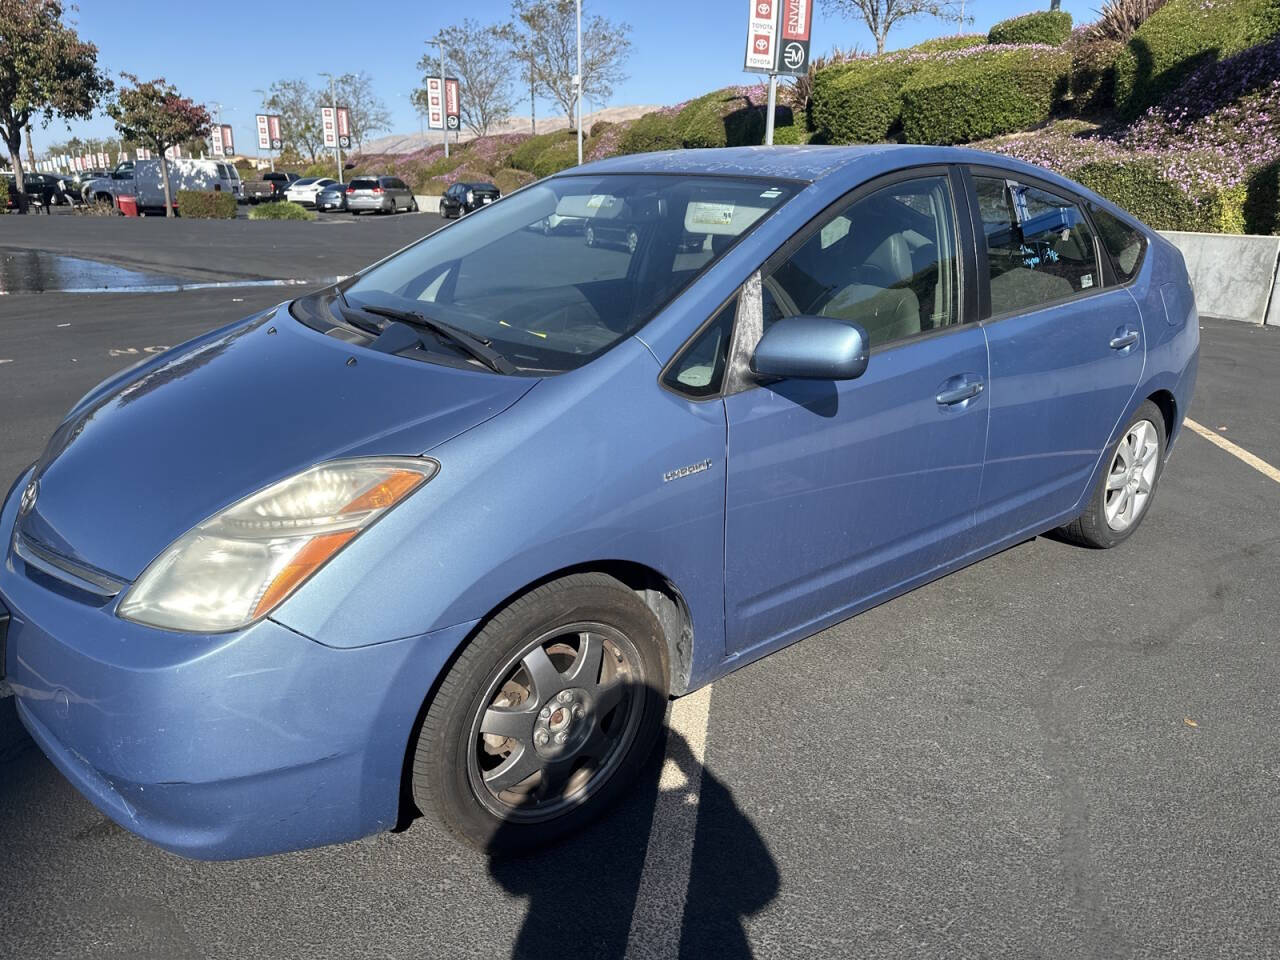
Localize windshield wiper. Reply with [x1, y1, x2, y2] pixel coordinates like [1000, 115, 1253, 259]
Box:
[355, 303, 516, 375]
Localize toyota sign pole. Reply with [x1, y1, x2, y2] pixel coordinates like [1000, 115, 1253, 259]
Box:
[744, 0, 814, 145]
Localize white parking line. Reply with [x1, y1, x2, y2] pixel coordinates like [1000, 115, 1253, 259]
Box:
[1185, 418, 1280, 484]
[624, 683, 713, 959]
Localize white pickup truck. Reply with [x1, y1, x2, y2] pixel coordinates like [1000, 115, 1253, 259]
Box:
[82, 159, 241, 212]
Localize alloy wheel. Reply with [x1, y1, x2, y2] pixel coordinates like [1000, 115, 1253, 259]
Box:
[466, 622, 643, 823]
[1105, 419, 1159, 532]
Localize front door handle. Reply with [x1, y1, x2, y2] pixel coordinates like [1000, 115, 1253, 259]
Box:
[1110, 328, 1140, 351]
[936, 376, 985, 407]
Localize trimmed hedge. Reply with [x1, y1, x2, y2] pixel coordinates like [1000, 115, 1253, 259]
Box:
[491, 167, 536, 195]
[618, 112, 682, 154]
[1073, 158, 1246, 232]
[771, 123, 811, 145]
[531, 140, 578, 178]
[248, 200, 314, 221]
[509, 130, 576, 173]
[987, 10, 1073, 45]
[907, 34, 987, 53]
[900, 47, 1071, 144]
[810, 57, 920, 143]
[1244, 160, 1280, 234]
[1068, 35, 1125, 114]
[175, 189, 236, 219]
[671, 89, 768, 148]
[1113, 0, 1280, 118]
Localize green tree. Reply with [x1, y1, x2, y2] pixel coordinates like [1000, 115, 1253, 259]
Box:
[333, 72, 390, 152]
[267, 78, 323, 163]
[427, 21, 516, 138]
[0, 0, 110, 212]
[107, 74, 212, 217]
[510, 0, 631, 129]
[821, 0, 958, 55]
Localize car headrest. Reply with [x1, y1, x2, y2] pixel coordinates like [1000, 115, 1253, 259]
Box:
[864, 233, 913, 286]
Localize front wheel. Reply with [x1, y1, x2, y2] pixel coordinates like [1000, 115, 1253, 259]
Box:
[1058, 399, 1166, 548]
[411, 573, 669, 854]
[585, 225, 595, 247]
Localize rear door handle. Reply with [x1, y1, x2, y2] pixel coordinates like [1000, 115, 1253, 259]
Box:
[936, 376, 985, 407]
[1110, 329, 1140, 350]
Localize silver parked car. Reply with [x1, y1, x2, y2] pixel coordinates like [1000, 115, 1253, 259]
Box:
[346, 176, 417, 215]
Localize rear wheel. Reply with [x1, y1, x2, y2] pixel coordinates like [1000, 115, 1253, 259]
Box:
[410, 197, 419, 212]
[585, 225, 595, 247]
[627, 229, 639, 254]
[1059, 400, 1166, 548]
[411, 573, 669, 854]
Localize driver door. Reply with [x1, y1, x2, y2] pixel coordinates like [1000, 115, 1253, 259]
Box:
[723, 170, 990, 657]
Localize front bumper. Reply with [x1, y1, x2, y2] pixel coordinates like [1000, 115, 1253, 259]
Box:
[1, 469, 476, 859]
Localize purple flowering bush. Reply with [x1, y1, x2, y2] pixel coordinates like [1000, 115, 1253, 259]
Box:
[978, 33, 1280, 230]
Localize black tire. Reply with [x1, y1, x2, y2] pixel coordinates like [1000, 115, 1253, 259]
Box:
[410, 573, 669, 854]
[1058, 399, 1167, 549]
[585, 225, 595, 247]
[410, 198, 419, 212]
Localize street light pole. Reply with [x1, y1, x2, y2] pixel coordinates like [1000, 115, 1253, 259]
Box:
[764, 73, 778, 145]
[576, 0, 583, 165]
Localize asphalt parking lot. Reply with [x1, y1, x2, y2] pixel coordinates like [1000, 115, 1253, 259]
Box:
[1, 216, 1278, 960]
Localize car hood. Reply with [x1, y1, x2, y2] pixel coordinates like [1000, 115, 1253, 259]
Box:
[18, 308, 537, 582]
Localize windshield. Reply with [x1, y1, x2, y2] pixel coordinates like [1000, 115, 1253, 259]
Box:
[341, 173, 797, 373]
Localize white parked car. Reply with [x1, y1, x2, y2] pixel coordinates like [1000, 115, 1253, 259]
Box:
[284, 177, 338, 207]
[82, 159, 241, 212]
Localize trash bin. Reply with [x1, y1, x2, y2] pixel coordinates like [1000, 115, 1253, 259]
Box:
[117, 195, 139, 217]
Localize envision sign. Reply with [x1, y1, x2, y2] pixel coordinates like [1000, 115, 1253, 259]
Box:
[743, 0, 814, 77]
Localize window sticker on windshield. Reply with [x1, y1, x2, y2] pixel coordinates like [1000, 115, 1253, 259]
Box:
[1081, 274, 1094, 289]
[688, 202, 735, 227]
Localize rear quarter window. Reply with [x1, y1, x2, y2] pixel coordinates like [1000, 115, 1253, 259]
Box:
[1089, 204, 1147, 283]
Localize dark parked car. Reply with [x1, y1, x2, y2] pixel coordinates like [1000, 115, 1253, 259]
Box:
[241, 171, 299, 204]
[440, 181, 500, 218]
[4, 172, 62, 212]
[315, 181, 348, 212]
[582, 197, 647, 254]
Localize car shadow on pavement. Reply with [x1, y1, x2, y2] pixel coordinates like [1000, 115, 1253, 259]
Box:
[488, 722, 779, 960]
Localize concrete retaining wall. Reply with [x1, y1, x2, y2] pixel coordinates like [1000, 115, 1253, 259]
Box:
[1159, 231, 1280, 326]
[415, 194, 443, 215]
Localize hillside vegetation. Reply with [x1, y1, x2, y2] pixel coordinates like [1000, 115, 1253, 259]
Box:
[350, 0, 1280, 235]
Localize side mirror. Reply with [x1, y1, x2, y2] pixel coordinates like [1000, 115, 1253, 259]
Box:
[751, 315, 870, 381]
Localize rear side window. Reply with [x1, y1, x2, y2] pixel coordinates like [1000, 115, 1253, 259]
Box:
[974, 176, 1100, 316]
[664, 297, 737, 398]
[1089, 204, 1146, 282]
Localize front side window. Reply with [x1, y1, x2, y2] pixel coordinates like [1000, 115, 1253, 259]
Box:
[974, 176, 1100, 316]
[339, 174, 797, 373]
[762, 175, 960, 350]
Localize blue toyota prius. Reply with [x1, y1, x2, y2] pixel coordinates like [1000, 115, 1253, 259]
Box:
[0, 146, 1198, 859]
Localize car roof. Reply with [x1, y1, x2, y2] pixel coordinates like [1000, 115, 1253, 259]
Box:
[570, 144, 1087, 192]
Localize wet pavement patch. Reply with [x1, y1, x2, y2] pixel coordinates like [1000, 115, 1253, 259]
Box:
[0, 248, 189, 294]
[0, 248, 336, 295]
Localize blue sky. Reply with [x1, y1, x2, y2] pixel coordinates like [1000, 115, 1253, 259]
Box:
[32, 0, 1095, 155]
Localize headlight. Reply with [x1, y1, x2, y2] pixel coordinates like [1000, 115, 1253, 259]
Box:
[118, 457, 437, 633]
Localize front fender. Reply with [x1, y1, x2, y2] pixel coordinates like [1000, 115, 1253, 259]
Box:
[272, 338, 730, 691]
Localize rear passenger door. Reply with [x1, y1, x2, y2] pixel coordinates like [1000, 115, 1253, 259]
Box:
[966, 168, 1145, 547]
